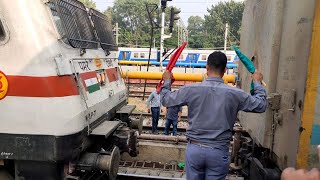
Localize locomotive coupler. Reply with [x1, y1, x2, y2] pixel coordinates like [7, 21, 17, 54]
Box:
[112, 125, 139, 157]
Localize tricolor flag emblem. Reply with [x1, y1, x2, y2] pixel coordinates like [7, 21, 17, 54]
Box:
[80, 72, 100, 93]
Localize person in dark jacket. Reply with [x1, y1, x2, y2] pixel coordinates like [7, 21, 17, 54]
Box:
[164, 105, 182, 136]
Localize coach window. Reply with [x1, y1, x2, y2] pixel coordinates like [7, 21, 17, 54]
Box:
[227, 56, 231, 61]
[134, 53, 139, 58]
[179, 55, 184, 59]
[202, 55, 207, 60]
[140, 53, 145, 58]
[151, 52, 156, 59]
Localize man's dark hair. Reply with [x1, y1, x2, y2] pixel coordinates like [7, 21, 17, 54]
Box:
[207, 51, 227, 74]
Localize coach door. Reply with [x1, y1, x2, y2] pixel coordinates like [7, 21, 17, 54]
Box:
[187, 53, 199, 63]
[119, 51, 131, 60]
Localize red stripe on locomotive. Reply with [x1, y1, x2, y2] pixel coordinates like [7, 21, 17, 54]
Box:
[7, 75, 79, 97]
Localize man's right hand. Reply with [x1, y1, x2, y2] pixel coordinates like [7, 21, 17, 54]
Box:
[319, 145, 320, 162]
[281, 168, 320, 180]
[252, 70, 263, 83]
[281, 145, 320, 180]
[162, 70, 173, 80]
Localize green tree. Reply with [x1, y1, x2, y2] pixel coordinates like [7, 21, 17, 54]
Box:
[103, 7, 113, 23]
[103, 0, 182, 48]
[111, 0, 158, 47]
[187, 16, 206, 48]
[78, 0, 96, 9]
[203, 0, 244, 48]
[188, 16, 204, 35]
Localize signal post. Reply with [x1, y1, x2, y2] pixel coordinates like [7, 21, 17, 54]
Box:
[160, 0, 180, 71]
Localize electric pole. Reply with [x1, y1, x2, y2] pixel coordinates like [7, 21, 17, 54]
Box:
[160, 6, 165, 71]
[177, 19, 180, 47]
[224, 23, 229, 53]
[113, 23, 120, 45]
[116, 23, 119, 45]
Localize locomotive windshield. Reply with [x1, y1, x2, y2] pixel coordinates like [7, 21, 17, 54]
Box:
[0, 18, 5, 42]
[90, 9, 118, 51]
[48, 0, 98, 49]
[48, 2, 68, 44]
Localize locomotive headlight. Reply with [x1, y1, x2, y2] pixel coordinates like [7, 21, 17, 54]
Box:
[0, 71, 9, 100]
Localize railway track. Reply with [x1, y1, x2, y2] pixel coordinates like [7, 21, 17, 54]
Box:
[118, 113, 244, 180]
[130, 113, 188, 135]
[117, 158, 244, 180]
[118, 137, 244, 180]
[127, 88, 180, 98]
[127, 82, 184, 89]
[124, 79, 188, 98]
[117, 160, 185, 180]
[131, 112, 188, 119]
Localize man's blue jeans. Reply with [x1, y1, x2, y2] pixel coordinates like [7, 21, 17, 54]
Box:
[164, 118, 178, 136]
[151, 107, 160, 133]
[185, 143, 229, 180]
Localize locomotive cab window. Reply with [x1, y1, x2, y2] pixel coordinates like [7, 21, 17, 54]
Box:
[48, 3, 68, 44]
[90, 9, 118, 51]
[0, 19, 5, 41]
[47, 0, 98, 49]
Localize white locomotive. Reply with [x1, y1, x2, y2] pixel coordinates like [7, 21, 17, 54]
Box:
[0, 0, 140, 179]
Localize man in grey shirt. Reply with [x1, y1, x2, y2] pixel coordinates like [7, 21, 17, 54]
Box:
[146, 88, 161, 134]
[160, 51, 267, 180]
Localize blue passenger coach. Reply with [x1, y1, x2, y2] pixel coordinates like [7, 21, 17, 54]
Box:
[118, 47, 238, 67]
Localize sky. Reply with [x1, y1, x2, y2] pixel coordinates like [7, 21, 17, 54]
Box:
[93, 0, 245, 25]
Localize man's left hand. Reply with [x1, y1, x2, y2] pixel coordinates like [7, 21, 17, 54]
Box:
[162, 70, 172, 80]
[318, 144, 320, 162]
